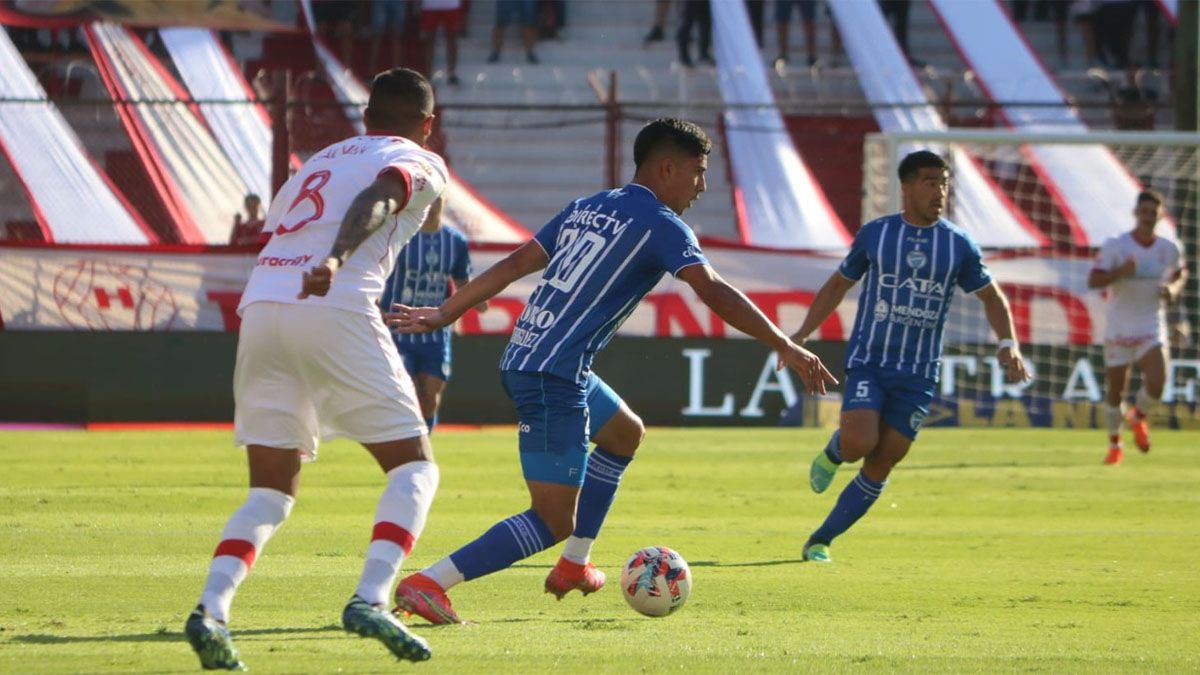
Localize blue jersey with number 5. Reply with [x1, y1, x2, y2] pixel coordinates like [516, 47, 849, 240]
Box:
[501, 183, 707, 383]
[842, 214, 993, 381]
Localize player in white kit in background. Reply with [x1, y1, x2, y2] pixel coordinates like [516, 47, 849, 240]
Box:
[1088, 190, 1187, 466]
[184, 68, 448, 670]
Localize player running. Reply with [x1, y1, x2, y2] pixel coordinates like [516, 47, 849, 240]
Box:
[388, 118, 836, 623]
[790, 150, 1030, 563]
[1088, 190, 1186, 465]
[185, 68, 446, 670]
[380, 197, 487, 432]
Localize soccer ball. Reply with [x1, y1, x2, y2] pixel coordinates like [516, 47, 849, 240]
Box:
[619, 546, 692, 617]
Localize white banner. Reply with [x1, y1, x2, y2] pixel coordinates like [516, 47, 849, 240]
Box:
[711, 0, 851, 250]
[0, 243, 1106, 346]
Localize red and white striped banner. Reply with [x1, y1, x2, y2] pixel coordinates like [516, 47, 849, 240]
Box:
[0, 242, 1105, 346]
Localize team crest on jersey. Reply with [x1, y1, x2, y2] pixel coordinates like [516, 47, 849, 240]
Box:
[909, 410, 926, 431]
[906, 249, 927, 270]
[873, 298, 889, 322]
[425, 248, 440, 266]
[413, 173, 428, 192]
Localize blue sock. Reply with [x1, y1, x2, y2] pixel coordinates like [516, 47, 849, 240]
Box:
[448, 509, 555, 581]
[424, 416, 437, 433]
[809, 471, 885, 546]
[573, 448, 633, 539]
[824, 430, 843, 464]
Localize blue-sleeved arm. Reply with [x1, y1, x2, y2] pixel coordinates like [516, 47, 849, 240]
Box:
[651, 215, 708, 276]
[956, 233, 993, 293]
[532, 202, 576, 258]
[838, 224, 872, 281]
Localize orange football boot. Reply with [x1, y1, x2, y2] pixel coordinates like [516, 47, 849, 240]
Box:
[544, 558, 606, 600]
[1127, 408, 1151, 453]
[394, 573, 462, 625]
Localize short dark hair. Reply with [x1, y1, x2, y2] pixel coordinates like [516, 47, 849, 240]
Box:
[365, 67, 434, 130]
[898, 150, 949, 182]
[1136, 189, 1164, 208]
[633, 118, 712, 168]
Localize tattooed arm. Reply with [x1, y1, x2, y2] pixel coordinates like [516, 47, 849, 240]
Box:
[298, 172, 411, 299]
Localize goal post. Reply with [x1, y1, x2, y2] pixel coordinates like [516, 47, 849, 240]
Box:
[861, 129, 1200, 431]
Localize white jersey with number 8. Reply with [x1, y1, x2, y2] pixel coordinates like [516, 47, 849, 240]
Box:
[238, 135, 448, 316]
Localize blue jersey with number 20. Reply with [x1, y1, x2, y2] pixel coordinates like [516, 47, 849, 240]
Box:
[842, 214, 993, 381]
[501, 183, 708, 383]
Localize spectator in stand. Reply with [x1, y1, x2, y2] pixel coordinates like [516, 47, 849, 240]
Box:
[774, 0, 818, 68]
[312, 0, 358, 68]
[676, 0, 712, 68]
[880, 0, 914, 63]
[1072, 0, 1101, 67]
[421, 0, 463, 85]
[369, 0, 408, 75]
[1095, 0, 1137, 69]
[1012, 0, 1070, 68]
[1136, 0, 1161, 67]
[230, 194, 268, 246]
[746, 0, 765, 48]
[488, 0, 540, 64]
[1110, 67, 1158, 129]
[537, 0, 565, 40]
[644, 0, 671, 45]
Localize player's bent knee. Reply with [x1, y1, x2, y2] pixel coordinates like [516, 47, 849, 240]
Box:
[620, 413, 646, 452]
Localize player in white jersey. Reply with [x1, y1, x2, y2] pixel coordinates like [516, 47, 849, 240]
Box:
[185, 68, 447, 670]
[1088, 190, 1186, 465]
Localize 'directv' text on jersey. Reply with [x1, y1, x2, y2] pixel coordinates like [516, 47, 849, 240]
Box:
[501, 183, 708, 383]
[842, 213, 993, 381]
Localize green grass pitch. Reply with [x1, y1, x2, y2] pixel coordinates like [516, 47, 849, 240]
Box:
[1, 427, 1198, 673]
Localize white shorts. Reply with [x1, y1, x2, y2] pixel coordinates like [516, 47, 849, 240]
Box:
[1103, 335, 1163, 368]
[234, 301, 426, 461]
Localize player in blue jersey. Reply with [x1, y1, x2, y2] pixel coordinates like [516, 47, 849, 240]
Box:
[380, 197, 487, 432]
[386, 118, 837, 623]
[789, 150, 1030, 563]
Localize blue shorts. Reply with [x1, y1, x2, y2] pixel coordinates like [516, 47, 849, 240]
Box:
[841, 366, 935, 441]
[776, 0, 817, 22]
[495, 0, 537, 27]
[500, 370, 623, 486]
[396, 338, 451, 381]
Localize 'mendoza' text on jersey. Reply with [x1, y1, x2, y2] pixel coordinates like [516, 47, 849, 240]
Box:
[842, 214, 993, 381]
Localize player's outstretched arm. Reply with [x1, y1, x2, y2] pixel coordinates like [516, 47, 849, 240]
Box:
[677, 263, 837, 395]
[389, 240, 549, 333]
[299, 173, 411, 299]
[789, 271, 857, 344]
[975, 282, 1030, 383]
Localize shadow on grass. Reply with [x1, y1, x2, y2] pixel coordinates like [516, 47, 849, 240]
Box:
[10, 625, 342, 645]
[513, 558, 805, 570]
[901, 461, 1026, 471]
[689, 559, 805, 568]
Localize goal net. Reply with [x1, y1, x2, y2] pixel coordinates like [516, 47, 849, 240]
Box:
[862, 129, 1199, 431]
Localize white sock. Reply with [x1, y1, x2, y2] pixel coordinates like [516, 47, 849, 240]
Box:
[354, 460, 439, 606]
[561, 536, 595, 565]
[423, 556, 465, 590]
[199, 487, 294, 623]
[1105, 403, 1125, 438]
[1134, 387, 1155, 415]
